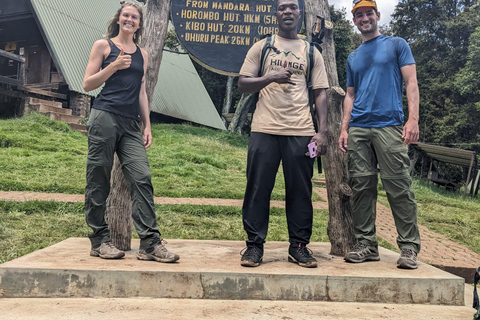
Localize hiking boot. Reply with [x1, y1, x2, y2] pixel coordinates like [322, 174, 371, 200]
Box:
[397, 249, 418, 269]
[137, 240, 180, 263]
[288, 243, 318, 268]
[90, 241, 125, 259]
[240, 244, 263, 267]
[344, 242, 380, 263]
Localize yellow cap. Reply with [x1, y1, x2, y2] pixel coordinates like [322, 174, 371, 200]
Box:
[352, 0, 378, 14]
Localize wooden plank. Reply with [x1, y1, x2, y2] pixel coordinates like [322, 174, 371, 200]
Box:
[0, 49, 25, 63]
[18, 85, 67, 100]
[0, 86, 26, 98]
[25, 83, 61, 90]
[0, 75, 22, 86]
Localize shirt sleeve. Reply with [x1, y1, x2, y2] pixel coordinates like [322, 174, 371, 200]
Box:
[396, 37, 415, 67]
[346, 54, 354, 88]
[311, 47, 329, 90]
[239, 39, 264, 77]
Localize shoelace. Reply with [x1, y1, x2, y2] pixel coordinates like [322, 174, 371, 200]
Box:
[350, 242, 367, 252]
[154, 239, 169, 251]
[104, 241, 116, 248]
[401, 249, 417, 261]
[240, 245, 261, 257]
[297, 244, 314, 258]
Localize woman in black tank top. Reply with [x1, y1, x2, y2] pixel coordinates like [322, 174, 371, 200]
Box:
[81, 2, 179, 263]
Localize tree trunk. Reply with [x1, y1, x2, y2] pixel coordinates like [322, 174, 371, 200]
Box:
[105, 156, 132, 250]
[227, 93, 251, 135]
[305, 0, 355, 255]
[222, 76, 235, 126]
[223, 76, 234, 115]
[105, 0, 172, 251]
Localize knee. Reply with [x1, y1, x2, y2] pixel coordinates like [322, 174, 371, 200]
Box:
[381, 178, 414, 199]
[350, 175, 377, 192]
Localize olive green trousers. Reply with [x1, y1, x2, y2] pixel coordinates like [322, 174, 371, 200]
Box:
[347, 126, 421, 253]
[85, 108, 160, 249]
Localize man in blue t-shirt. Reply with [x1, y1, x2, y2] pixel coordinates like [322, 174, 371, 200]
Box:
[338, 0, 421, 269]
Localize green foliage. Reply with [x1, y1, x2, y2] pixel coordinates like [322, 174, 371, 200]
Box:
[391, 0, 480, 149]
[164, 29, 183, 52]
[330, 6, 355, 89]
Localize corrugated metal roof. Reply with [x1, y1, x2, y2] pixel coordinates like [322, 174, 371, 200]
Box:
[29, 0, 225, 130]
[414, 142, 479, 168]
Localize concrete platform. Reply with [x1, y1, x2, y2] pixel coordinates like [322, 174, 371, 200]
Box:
[0, 238, 465, 306]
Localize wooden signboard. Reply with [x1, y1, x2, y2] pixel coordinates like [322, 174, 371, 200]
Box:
[171, 0, 304, 75]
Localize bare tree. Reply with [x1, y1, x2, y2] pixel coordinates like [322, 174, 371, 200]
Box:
[105, 0, 172, 251]
[305, 0, 355, 255]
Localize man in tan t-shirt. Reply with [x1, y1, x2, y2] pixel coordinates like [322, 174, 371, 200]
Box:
[238, 0, 329, 268]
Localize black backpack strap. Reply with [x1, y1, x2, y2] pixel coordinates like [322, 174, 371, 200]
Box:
[306, 40, 317, 132]
[258, 34, 275, 77]
[248, 35, 275, 114]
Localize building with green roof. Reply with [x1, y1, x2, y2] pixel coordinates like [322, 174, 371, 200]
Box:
[0, 0, 225, 130]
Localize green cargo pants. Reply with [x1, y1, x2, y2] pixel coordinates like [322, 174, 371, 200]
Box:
[347, 126, 421, 253]
[85, 108, 160, 250]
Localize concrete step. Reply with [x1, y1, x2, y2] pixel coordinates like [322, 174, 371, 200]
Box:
[0, 238, 465, 306]
[0, 293, 474, 320]
[45, 112, 82, 124]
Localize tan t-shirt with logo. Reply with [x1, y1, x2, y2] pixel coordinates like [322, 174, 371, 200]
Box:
[239, 35, 329, 136]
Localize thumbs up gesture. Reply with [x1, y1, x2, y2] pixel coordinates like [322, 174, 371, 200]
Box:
[112, 47, 132, 71]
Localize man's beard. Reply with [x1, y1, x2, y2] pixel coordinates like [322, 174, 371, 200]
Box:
[359, 24, 376, 35]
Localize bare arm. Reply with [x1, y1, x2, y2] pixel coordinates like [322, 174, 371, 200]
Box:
[138, 48, 152, 149]
[401, 64, 420, 145]
[338, 86, 354, 153]
[238, 61, 295, 94]
[82, 39, 132, 92]
[310, 88, 328, 156]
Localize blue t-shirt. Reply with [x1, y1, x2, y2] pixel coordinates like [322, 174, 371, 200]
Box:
[346, 35, 415, 128]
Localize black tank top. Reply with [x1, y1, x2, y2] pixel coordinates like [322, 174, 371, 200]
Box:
[92, 39, 144, 119]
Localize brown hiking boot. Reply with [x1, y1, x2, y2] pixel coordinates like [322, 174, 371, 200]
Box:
[137, 240, 180, 263]
[397, 249, 418, 269]
[344, 242, 380, 263]
[90, 241, 125, 259]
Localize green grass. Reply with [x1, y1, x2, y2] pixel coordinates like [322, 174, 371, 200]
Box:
[0, 200, 329, 264]
[0, 113, 324, 201]
[1, 113, 480, 264]
[0, 113, 87, 194]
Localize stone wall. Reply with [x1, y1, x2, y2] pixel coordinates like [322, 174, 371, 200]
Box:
[69, 92, 91, 118]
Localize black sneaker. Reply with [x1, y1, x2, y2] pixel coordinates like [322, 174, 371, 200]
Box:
[344, 242, 380, 263]
[240, 244, 263, 267]
[397, 249, 418, 269]
[288, 243, 318, 268]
